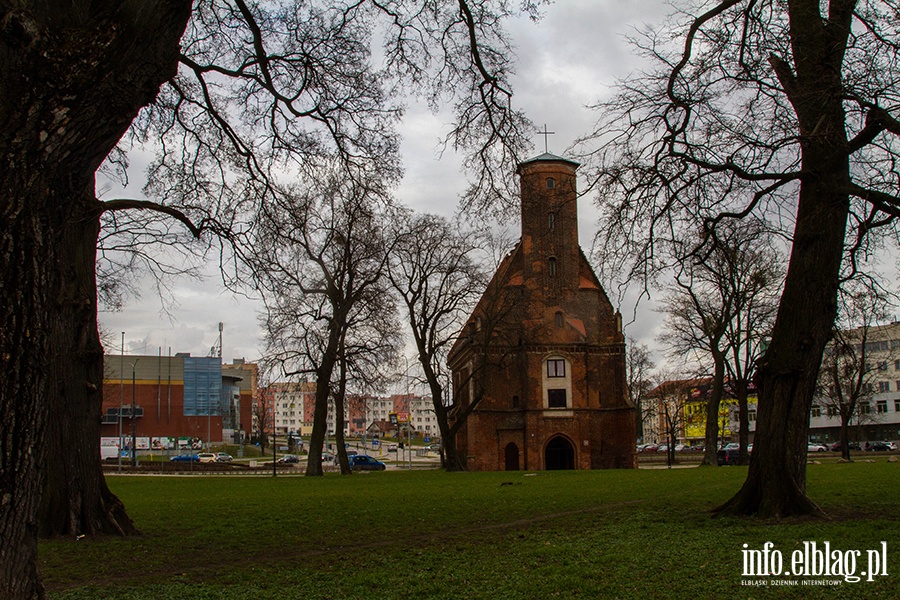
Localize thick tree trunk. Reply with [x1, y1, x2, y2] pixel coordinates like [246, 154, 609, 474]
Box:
[420, 360, 466, 471]
[0, 3, 191, 594]
[715, 166, 848, 518]
[839, 414, 852, 461]
[701, 356, 726, 466]
[306, 327, 341, 477]
[39, 208, 137, 537]
[333, 357, 352, 475]
[1, 190, 53, 600]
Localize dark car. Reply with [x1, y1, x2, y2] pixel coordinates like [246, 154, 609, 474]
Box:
[170, 454, 200, 462]
[348, 455, 386, 471]
[830, 441, 861, 452]
[865, 441, 896, 451]
[277, 454, 300, 464]
[716, 448, 740, 466]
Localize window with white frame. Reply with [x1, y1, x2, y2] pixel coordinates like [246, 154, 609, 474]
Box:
[542, 356, 571, 409]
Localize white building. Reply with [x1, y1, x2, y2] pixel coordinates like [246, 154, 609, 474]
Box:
[734, 321, 900, 445]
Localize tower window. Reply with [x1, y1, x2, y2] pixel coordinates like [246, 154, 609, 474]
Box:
[548, 257, 557, 277]
[546, 177, 555, 189]
[555, 311, 564, 327]
[512, 395, 520, 408]
[547, 359, 566, 378]
[548, 211, 555, 230]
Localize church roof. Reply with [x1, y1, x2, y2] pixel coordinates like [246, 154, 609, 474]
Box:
[517, 152, 580, 171]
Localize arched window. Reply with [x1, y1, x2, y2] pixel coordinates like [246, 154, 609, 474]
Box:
[548, 211, 555, 230]
[548, 257, 557, 277]
[555, 311, 564, 328]
[546, 177, 555, 189]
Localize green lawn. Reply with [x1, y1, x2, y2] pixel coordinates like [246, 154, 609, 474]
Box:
[40, 462, 899, 599]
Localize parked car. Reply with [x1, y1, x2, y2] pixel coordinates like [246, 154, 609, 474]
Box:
[321, 453, 335, 463]
[215, 452, 233, 462]
[277, 454, 300, 464]
[717, 448, 740, 466]
[865, 441, 896, 451]
[387, 444, 398, 452]
[197, 453, 217, 463]
[170, 454, 200, 462]
[674, 444, 687, 452]
[830, 441, 861, 452]
[348, 455, 386, 471]
[807, 443, 828, 452]
[722, 442, 740, 451]
[639, 444, 658, 453]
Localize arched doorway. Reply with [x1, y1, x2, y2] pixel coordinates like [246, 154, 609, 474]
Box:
[504, 442, 519, 471]
[545, 436, 575, 470]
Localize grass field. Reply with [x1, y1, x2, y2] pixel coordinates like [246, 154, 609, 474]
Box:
[40, 462, 899, 599]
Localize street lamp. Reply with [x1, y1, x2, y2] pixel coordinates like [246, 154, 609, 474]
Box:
[118, 332, 124, 473]
[130, 359, 139, 467]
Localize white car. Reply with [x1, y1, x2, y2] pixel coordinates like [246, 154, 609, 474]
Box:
[807, 443, 828, 452]
[197, 453, 217, 463]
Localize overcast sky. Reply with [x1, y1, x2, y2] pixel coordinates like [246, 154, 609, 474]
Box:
[98, 1, 669, 369]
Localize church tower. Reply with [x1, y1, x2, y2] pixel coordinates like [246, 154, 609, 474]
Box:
[448, 151, 636, 472]
[518, 153, 581, 300]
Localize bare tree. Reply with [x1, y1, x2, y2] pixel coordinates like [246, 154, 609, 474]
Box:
[387, 212, 487, 470]
[576, 0, 900, 517]
[648, 375, 690, 467]
[253, 386, 274, 456]
[626, 338, 656, 443]
[658, 220, 783, 466]
[254, 172, 398, 476]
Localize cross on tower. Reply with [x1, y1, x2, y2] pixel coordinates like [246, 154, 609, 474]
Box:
[536, 124, 555, 153]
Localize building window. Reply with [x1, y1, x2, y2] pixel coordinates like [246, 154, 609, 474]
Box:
[555, 311, 564, 328]
[895, 400, 900, 412]
[860, 401, 871, 414]
[547, 359, 566, 378]
[548, 211, 555, 230]
[546, 177, 555, 189]
[879, 381, 890, 393]
[548, 389, 567, 408]
[512, 395, 520, 408]
[810, 405, 821, 418]
[548, 257, 557, 277]
[748, 410, 757, 422]
[876, 400, 888, 414]
[827, 406, 838, 417]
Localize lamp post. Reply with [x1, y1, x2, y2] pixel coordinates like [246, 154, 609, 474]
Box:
[130, 359, 139, 467]
[118, 332, 124, 473]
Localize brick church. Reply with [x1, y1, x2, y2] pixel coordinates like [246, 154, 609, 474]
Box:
[448, 152, 636, 471]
